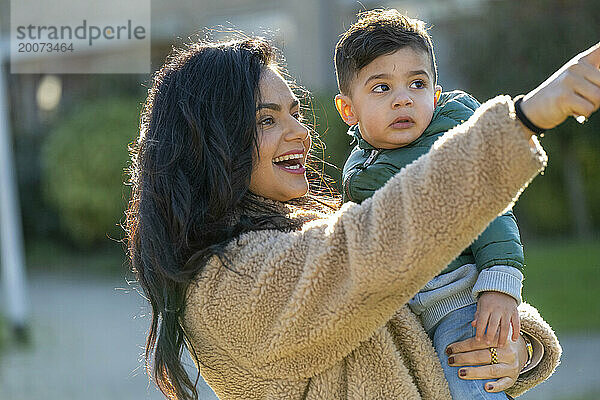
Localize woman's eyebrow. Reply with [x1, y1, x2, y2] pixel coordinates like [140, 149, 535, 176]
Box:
[257, 99, 299, 112]
[257, 103, 280, 112]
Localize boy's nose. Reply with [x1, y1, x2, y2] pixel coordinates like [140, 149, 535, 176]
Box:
[392, 92, 413, 108]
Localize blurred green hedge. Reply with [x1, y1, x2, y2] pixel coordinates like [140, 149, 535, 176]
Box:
[41, 98, 140, 246]
[308, 92, 351, 189]
[448, 0, 600, 237]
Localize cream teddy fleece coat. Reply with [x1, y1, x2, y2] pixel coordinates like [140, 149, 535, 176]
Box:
[183, 96, 561, 399]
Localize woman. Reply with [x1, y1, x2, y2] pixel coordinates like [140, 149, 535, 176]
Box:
[126, 37, 600, 399]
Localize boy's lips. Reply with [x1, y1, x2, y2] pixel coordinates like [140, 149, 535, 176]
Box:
[390, 116, 415, 129]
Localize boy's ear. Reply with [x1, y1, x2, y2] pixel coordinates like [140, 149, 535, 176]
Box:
[433, 85, 442, 108]
[334, 94, 358, 126]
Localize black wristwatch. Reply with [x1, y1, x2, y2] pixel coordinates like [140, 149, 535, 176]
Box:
[513, 95, 546, 135]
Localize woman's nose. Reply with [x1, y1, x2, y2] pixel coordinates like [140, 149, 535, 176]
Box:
[285, 118, 309, 141]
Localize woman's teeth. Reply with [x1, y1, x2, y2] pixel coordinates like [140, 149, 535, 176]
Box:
[272, 153, 303, 163]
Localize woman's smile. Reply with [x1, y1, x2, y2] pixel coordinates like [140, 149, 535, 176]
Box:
[272, 150, 306, 174]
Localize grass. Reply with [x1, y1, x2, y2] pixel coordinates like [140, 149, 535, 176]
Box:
[522, 238, 600, 334]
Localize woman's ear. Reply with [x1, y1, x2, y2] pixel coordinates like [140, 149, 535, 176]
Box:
[334, 94, 358, 126]
[434, 85, 442, 108]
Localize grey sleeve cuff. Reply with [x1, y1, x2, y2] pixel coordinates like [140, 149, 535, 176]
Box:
[472, 265, 524, 304]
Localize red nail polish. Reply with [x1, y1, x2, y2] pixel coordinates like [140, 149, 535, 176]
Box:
[446, 347, 453, 355]
[459, 369, 467, 377]
[448, 356, 455, 364]
[487, 384, 494, 391]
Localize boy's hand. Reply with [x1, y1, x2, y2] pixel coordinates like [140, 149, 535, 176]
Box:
[472, 291, 520, 347]
[521, 42, 600, 130]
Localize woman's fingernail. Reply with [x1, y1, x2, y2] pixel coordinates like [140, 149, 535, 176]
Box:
[446, 347, 453, 355]
[486, 384, 494, 391]
[459, 369, 467, 377]
[448, 356, 455, 364]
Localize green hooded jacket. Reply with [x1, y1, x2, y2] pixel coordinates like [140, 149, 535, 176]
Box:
[341, 91, 524, 274]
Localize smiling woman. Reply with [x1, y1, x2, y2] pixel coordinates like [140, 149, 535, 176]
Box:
[126, 37, 323, 399]
[121, 34, 600, 400]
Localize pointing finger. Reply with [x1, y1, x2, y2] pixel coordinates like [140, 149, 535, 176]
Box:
[580, 42, 600, 68]
[577, 60, 600, 87]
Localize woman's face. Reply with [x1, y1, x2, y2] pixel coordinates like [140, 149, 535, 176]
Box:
[249, 69, 311, 202]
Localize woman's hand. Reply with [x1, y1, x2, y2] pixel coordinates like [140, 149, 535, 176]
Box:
[520, 42, 600, 131]
[445, 333, 529, 393]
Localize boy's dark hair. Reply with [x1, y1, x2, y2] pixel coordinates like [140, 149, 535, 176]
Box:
[335, 9, 438, 95]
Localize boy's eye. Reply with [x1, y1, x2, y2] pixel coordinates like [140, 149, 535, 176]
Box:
[409, 80, 426, 89]
[372, 83, 390, 93]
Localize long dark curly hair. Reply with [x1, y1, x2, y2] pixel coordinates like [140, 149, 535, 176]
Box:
[125, 36, 337, 399]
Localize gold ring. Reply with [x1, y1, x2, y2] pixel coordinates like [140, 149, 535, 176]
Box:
[489, 347, 498, 364]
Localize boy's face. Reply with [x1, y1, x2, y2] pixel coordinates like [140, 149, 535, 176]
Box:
[336, 47, 441, 149]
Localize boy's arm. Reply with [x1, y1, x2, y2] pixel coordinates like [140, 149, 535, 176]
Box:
[471, 211, 524, 345]
[470, 211, 524, 304]
[471, 210, 524, 271]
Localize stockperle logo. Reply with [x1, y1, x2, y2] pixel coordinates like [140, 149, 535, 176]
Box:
[11, 0, 150, 74]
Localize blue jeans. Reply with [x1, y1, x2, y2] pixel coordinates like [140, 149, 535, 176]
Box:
[427, 303, 509, 399]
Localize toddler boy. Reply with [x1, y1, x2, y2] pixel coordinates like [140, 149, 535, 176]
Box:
[335, 9, 524, 399]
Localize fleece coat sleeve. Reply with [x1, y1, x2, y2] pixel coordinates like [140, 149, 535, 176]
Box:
[185, 95, 547, 380]
[508, 303, 562, 398]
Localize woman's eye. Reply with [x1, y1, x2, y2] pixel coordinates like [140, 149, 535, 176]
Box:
[372, 83, 390, 93]
[409, 80, 426, 89]
[259, 117, 274, 127]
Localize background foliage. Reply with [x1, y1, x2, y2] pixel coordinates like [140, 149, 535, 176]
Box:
[449, 0, 600, 237]
[312, 0, 600, 239]
[40, 98, 140, 246]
